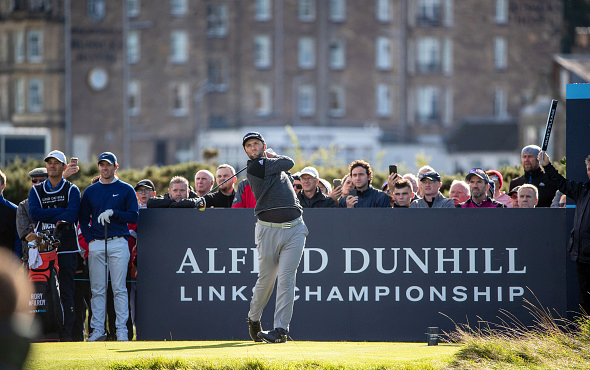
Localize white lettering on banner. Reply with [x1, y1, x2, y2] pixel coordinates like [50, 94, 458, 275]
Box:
[178, 285, 526, 303]
[229, 248, 248, 273]
[207, 248, 225, 273]
[344, 248, 370, 273]
[174, 247, 527, 275]
[176, 248, 202, 273]
[303, 248, 328, 273]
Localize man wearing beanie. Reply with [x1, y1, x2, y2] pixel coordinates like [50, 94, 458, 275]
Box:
[509, 144, 558, 207]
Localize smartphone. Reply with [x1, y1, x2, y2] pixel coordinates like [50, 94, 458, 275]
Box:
[71, 157, 78, 166]
[349, 189, 358, 197]
[333, 179, 342, 188]
[389, 165, 398, 175]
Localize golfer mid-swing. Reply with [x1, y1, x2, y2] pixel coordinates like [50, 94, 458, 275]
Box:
[243, 132, 308, 344]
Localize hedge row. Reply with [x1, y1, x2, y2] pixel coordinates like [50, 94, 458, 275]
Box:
[0, 157, 566, 205]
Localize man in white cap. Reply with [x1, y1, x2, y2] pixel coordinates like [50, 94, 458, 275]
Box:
[509, 144, 557, 207]
[297, 166, 336, 208]
[28, 150, 81, 341]
[79, 152, 138, 341]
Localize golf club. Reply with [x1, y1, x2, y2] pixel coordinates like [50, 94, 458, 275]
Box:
[104, 222, 108, 336]
[202, 165, 247, 198]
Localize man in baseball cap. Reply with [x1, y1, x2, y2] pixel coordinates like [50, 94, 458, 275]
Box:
[297, 166, 336, 208]
[457, 168, 505, 208]
[45, 150, 67, 164]
[410, 170, 454, 208]
[509, 144, 558, 207]
[98, 152, 117, 165]
[134, 179, 156, 209]
[242, 132, 265, 147]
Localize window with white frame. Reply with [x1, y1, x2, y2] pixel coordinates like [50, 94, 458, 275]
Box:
[170, 82, 189, 116]
[329, 38, 345, 69]
[171, 0, 187, 16]
[376, 37, 392, 70]
[417, 37, 440, 73]
[255, 0, 271, 21]
[495, 0, 507, 24]
[254, 84, 272, 116]
[442, 38, 452, 75]
[494, 37, 507, 70]
[128, 80, 140, 116]
[299, 0, 315, 21]
[416, 86, 440, 123]
[208, 58, 228, 92]
[15, 78, 25, 113]
[329, 85, 345, 117]
[254, 35, 271, 68]
[298, 37, 315, 69]
[330, 0, 346, 22]
[27, 30, 42, 63]
[127, 0, 139, 17]
[14, 30, 24, 63]
[417, 0, 441, 26]
[127, 30, 140, 64]
[494, 88, 507, 118]
[376, 0, 392, 23]
[443, 87, 453, 125]
[443, 0, 453, 27]
[298, 84, 315, 116]
[207, 4, 228, 37]
[28, 78, 43, 113]
[170, 31, 188, 63]
[376, 84, 392, 117]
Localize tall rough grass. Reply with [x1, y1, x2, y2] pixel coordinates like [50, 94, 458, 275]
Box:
[444, 298, 590, 369]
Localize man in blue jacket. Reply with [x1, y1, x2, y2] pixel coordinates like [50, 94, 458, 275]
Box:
[339, 160, 390, 208]
[79, 152, 138, 341]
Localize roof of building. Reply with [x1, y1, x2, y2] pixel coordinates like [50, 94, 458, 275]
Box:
[445, 118, 519, 153]
[554, 54, 590, 82]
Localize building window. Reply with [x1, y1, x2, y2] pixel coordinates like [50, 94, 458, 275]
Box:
[443, 0, 453, 27]
[416, 86, 440, 124]
[254, 35, 271, 68]
[442, 38, 452, 75]
[14, 30, 24, 63]
[27, 30, 42, 63]
[376, 37, 392, 70]
[127, 30, 140, 64]
[170, 31, 188, 63]
[495, 0, 507, 24]
[298, 37, 315, 69]
[255, 0, 271, 21]
[299, 0, 315, 22]
[170, 82, 189, 116]
[15, 78, 25, 113]
[171, 0, 187, 16]
[127, 0, 139, 17]
[376, 84, 391, 117]
[298, 84, 315, 116]
[330, 0, 346, 22]
[494, 37, 507, 70]
[28, 78, 43, 113]
[417, 0, 441, 26]
[494, 88, 507, 118]
[207, 4, 228, 37]
[329, 86, 345, 117]
[376, 0, 392, 23]
[208, 58, 228, 92]
[254, 84, 272, 116]
[329, 38, 345, 69]
[128, 80, 140, 116]
[417, 37, 440, 73]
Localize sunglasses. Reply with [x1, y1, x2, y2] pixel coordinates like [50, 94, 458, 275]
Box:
[31, 178, 45, 184]
[136, 188, 153, 194]
[294, 184, 303, 190]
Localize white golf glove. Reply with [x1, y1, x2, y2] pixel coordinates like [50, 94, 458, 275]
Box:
[97, 209, 114, 225]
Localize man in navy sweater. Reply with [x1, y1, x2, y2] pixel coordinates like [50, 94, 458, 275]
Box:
[79, 152, 138, 341]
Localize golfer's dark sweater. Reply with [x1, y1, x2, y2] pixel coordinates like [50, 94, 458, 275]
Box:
[246, 155, 302, 222]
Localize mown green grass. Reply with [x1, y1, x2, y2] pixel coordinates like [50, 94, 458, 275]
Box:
[24, 341, 459, 370]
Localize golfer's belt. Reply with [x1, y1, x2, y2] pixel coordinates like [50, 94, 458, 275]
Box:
[257, 217, 303, 229]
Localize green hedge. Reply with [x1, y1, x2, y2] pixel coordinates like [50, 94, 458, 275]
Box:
[0, 158, 566, 204]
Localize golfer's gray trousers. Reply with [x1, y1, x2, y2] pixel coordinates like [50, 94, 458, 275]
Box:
[248, 217, 308, 331]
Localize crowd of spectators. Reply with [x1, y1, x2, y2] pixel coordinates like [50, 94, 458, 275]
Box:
[0, 143, 578, 342]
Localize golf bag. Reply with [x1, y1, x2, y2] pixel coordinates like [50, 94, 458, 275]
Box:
[27, 233, 63, 340]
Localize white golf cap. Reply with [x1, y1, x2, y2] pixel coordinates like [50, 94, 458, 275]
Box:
[300, 166, 319, 179]
[44, 150, 67, 164]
